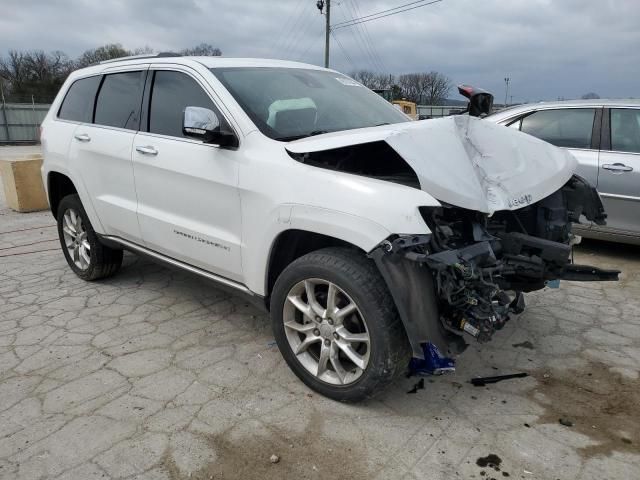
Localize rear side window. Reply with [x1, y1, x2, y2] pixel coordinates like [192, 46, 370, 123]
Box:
[94, 71, 146, 130]
[148, 70, 221, 138]
[58, 76, 102, 123]
[520, 108, 595, 149]
[610, 109, 640, 154]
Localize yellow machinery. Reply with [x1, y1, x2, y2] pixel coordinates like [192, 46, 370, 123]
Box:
[392, 100, 417, 120]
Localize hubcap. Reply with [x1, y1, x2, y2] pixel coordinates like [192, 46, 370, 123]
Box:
[62, 208, 90, 270]
[283, 278, 370, 386]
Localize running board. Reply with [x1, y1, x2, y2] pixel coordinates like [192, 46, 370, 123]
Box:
[101, 235, 255, 295]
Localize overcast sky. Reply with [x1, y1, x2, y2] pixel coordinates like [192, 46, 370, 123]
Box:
[2, 0, 639, 102]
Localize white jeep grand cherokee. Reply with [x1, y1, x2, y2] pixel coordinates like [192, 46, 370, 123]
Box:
[41, 55, 618, 401]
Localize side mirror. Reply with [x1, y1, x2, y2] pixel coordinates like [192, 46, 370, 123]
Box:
[182, 106, 239, 148]
[457, 85, 494, 117]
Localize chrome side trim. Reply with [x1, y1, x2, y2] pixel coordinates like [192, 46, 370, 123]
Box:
[599, 192, 640, 202]
[102, 235, 253, 295]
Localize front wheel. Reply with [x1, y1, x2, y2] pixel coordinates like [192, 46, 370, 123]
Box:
[270, 247, 410, 402]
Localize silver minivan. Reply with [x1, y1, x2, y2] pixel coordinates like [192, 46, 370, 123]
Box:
[487, 100, 640, 245]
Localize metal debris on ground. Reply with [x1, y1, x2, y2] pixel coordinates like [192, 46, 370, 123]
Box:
[407, 378, 425, 394]
[471, 372, 528, 386]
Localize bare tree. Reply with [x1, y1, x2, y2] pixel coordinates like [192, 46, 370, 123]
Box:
[350, 70, 378, 89]
[398, 71, 451, 104]
[75, 44, 131, 68]
[372, 73, 395, 90]
[0, 42, 221, 102]
[0, 50, 29, 95]
[132, 46, 154, 55]
[180, 43, 222, 56]
[397, 73, 425, 102]
[0, 49, 73, 100]
[422, 71, 451, 105]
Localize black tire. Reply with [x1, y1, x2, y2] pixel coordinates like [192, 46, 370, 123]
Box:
[56, 194, 123, 281]
[270, 247, 410, 402]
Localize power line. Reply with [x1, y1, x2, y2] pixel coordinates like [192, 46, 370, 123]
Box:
[280, 0, 314, 58]
[350, 0, 388, 72]
[332, 0, 443, 30]
[344, 0, 384, 72]
[273, 0, 306, 53]
[332, 0, 439, 27]
[336, 1, 376, 71]
[297, 22, 326, 62]
[331, 30, 356, 71]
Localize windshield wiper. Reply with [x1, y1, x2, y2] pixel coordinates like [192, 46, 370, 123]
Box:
[275, 130, 330, 142]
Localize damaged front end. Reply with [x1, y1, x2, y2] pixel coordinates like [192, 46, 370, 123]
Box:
[371, 175, 619, 361]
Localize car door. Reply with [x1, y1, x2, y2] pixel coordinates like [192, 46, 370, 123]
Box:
[132, 67, 243, 282]
[595, 107, 640, 236]
[67, 67, 147, 241]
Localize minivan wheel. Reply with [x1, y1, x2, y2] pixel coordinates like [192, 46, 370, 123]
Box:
[57, 194, 123, 281]
[270, 247, 410, 402]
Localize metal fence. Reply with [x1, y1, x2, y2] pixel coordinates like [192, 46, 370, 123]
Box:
[0, 101, 51, 143]
[416, 105, 467, 118]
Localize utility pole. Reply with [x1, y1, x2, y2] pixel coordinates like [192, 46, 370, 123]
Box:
[504, 77, 510, 106]
[317, 0, 330, 68]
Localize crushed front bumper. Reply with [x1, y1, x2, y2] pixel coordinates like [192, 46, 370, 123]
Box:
[370, 175, 620, 359]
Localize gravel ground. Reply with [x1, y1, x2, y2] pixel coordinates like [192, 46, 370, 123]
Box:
[1, 151, 639, 479]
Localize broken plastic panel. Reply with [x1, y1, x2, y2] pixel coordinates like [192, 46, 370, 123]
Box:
[408, 342, 455, 376]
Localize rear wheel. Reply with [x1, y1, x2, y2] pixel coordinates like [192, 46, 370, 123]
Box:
[271, 247, 410, 402]
[57, 194, 123, 280]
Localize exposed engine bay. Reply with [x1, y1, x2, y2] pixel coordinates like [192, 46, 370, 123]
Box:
[371, 175, 619, 358]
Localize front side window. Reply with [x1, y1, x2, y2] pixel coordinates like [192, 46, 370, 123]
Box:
[94, 71, 145, 130]
[58, 76, 102, 123]
[211, 67, 409, 141]
[520, 108, 595, 149]
[610, 109, 640, 154]
[148, 70, 223, 138]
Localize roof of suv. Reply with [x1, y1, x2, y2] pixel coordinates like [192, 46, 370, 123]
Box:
[67, 55, 329, 81]
[85, 55, 325, 72]
[488, 98, 640, 121]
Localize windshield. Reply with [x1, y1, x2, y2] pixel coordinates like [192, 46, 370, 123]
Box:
[211, 67, 410, 141]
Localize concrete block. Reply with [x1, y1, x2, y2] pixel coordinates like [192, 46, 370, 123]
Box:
[0, 155, 48, 212]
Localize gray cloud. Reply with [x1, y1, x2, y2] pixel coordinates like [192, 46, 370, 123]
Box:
[1, 0, 638, 101]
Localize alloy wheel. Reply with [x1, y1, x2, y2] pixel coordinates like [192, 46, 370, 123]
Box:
[61, 208, 91, 270]
[282, 278, 370, 385]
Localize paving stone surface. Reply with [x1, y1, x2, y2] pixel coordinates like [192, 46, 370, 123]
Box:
[1, 160, 640, 479]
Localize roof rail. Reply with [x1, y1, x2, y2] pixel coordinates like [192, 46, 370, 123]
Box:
[99, 52, 181, 65]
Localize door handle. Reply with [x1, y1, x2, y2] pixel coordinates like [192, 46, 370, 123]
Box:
[135, 145, 158, 156]
[602, 163, 633, 173]
[74, 133, 91, 142]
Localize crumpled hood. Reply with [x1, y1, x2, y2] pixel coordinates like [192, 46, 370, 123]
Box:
[286, 116, 578, 214]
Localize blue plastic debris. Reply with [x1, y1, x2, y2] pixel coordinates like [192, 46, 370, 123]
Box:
[408, 342, 456, 376]
[545, 279, 561, 289]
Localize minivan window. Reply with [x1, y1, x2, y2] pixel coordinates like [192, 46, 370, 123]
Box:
[148, 71, 221, 138]
[94, 71, 145, 130]
[610, 109, 640, 154]
[58, 76, 102, 123]
[520, 108, 595, 149]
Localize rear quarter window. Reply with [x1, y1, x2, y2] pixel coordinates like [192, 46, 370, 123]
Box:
[57, 76, 102, 123]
